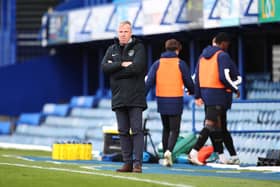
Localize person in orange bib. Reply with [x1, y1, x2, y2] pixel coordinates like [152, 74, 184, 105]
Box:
[145, 39, 194, 166]
[189, 32, 242, 165]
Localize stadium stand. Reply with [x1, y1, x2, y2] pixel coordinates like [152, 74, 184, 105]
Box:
[0, 92, 280, 165]
[16, 0, 61, 62]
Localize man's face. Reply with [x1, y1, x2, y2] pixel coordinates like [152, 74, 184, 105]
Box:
[118, 23, 132, 45]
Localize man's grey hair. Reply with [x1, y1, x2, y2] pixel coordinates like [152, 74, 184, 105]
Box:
[119, 20, 132, 27]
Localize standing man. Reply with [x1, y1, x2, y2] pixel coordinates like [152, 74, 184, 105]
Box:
[101, 21, 147, 173]
[189, 32, 242, 165]
[145, 39, 194, 167]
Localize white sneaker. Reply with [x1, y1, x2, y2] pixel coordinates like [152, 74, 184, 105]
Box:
[164, 150, 173, 167]
[218, 153, 228, 164]
[227, 156, 240, 165]
[188, 149, 204, 166]
[162, 158, 169, 166]
[216, 159, 228, 164]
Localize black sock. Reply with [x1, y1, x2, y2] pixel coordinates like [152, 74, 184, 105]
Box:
[210, 131, 224, 154]
[223, 131, 237, 156]
[194, 127, 210, 150]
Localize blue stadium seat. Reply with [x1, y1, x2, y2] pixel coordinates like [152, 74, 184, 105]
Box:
[42, 103, 70, 117]
[0, 134, 80, 147]
[87, 137, 104, 152]
[43, 116, 115, 128]
[0, 121, 11, 134]
[97, 99, 112, 109]
[70, 108, 115, 118]
[147, 100, 157, 111]
[86, 128, 104, 139]
[17, 113, 43, 126]
[69, 95, 98, 108]
[180, 121, 193, 132]
[183, 94, 193, 106]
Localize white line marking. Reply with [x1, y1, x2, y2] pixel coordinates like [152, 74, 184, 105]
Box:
[171, 168, 197, 172]
[81, 165, 100, 171]
[0, 162, 193, 187]
[216, 171, 241, 174]
[207, 163, 280, 172]
[45, 161, 62, 164]
[2, 154, 35, 162]
[0, 143, 51, 151]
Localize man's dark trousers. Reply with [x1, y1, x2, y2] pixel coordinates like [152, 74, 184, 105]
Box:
[115, 107, 144, 166]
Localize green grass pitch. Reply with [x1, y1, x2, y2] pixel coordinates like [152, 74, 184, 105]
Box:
[0, 148, 279, 187]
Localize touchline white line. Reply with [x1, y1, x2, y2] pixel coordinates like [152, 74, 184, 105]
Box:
[0, 162, 193, 187]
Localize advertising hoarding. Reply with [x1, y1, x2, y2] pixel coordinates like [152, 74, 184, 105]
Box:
[259, 0, 280, 23]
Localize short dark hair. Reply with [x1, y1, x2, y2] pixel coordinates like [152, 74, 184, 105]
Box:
[214, 32, 230, 44]
[165, 39, 182, 51]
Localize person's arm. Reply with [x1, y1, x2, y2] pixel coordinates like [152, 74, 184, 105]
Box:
[193, 62, 204, 106]
[114, 43, 146, 79]
[194, 60, 201, 99]
[145, 61, 159, 95]
[195, 98, 204, 106]
[179, 60, 194, 95]
[101, 46, 123, 75]
[230, 61, 242, 87]
[218, 52, 240, 93]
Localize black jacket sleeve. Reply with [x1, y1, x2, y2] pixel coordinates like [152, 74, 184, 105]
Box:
[113, 43, 146, 79]
[101, 45, 123, 75]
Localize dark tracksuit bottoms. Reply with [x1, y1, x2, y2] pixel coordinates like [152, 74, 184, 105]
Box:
[160, 114, 181, 153]
[194, 106, 237, 156]
[115, 107, 144, 166]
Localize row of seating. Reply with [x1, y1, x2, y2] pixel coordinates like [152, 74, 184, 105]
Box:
[246, 79, 280, 100]
[248, 80, 280, 90]
[247, 90, 280, 100]
[15, 95, 100, 128]
[17, 101, 274, 131]
[231, 102, 280, 110]
[1, 93, 280, 165]
[233, 133, 280, 164]
[15, 124, 87, 139]
[191, 103, 280, 123]
[0, 95, 110, 151]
